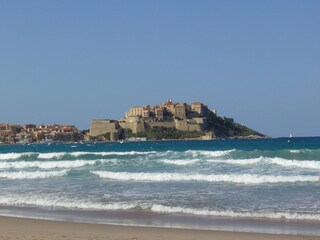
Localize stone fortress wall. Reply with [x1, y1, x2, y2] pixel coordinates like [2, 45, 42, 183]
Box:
[89, 100, 216, 140]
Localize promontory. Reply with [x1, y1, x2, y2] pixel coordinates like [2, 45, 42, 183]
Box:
[88, 100, 267, 141]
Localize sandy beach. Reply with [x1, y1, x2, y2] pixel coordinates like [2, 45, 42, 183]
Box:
[0, 216, 319, 240]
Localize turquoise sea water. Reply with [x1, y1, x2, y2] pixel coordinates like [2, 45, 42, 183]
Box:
[0, 138, 320, 234]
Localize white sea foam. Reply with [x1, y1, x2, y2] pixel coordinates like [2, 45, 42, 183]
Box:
[69, 152, 89, 157]
[208, 158, 262, 165]
[35, 151, 151, 159]
[37, 152, 66, 159]
[269, 157, 320, 170]
[35, 151, 153, 159]
[0, 170, 68, 179]
[149, 204, 320, 221]
[0, 160, 97, 170]
[289, 150, 301, 153]
[0, 150, 233, 161]
[161, 159, 200, 166]
[101, 151, 157, 156]
[207, 157, 320, 170]
[1, 195, 319, 221]
[70, 151, 157, 157]
[91, 171, 319, 184]
[289, 149, 314, 154]
[186, 150, 235, 158]
[0, 152, 34, 160]
[0, 196, 136, 211]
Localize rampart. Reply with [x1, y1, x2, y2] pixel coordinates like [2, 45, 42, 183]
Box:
[118, 122, 145, 134]
[146, 121, 175, 129]
[89, 120, 118, 137]
[174, 119, 205, 132]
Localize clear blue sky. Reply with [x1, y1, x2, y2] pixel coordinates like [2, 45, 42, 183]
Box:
[1, 1, 319, 137]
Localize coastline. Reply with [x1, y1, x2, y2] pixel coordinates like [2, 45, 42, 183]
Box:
[1, 206, 320, 237]
[0, 134, 269, 145]
[0, 215, 319, 240]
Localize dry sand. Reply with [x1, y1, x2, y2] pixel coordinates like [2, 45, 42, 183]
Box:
[0, 215, 319, 240]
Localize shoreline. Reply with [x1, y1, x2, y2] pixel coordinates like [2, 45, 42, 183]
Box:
[0, 215, 319, 240]
[1, 206, 320, 237]
[0, 135, 271, 145]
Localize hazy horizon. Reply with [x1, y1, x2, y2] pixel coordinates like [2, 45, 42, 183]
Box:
[1, 1, 319, 137]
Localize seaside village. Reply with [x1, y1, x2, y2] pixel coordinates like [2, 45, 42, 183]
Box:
[0, 100, 219, 144]
[0, 124, 81, 144]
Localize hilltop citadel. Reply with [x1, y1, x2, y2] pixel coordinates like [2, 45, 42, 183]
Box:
[89, 100, 265, 141]
[90, 100, 215, 141]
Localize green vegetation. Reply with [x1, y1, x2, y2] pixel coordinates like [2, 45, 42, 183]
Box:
[90, 112, 266, 142]
[132, 126, 203, 140]
[92, 117, 265, 141]
[90, 132, 111, 141]
[207, 113, 264, 138]
[124, 113, 265, 140]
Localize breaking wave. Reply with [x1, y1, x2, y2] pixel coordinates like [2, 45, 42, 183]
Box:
[289, 150, 301, 153]
[70, 151, 157, 157]
[269, 158, 320, 170]
[208, 158, 262, 165]
[161, 159, 201, 165]
[0, 160, 98, 170]
[207, 157, 320, 170]
[0, 151, 158, 161]
[185, 149, 235, 158]
[0, 170, 68, 179]
[0, 153, 34, 160]
[149, 204, 320, 221]
[0, 196, 136, 210]
[1, 195, 319, 221]
[37, 152, 66, 159]
[91, 171, 319, 184]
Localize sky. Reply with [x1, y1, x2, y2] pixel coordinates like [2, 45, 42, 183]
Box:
[0, 1, 319, 137]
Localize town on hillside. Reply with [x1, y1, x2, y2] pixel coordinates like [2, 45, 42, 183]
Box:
[89, 100, 217, 141]
[0, 100, 266, 144]
[0, 124, 82, 144]
[89, 100, 265, 141]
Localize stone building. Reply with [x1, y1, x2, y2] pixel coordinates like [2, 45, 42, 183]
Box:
[142, 107, 150, 118]
[89, 119, 119, 141]
[191, 102, 210, 117]
[161, 100, 175, 116]
[126, 106, 143, 118]
[175, 103, 187, 119]
[155, 107, 164, 120]
[174, 118, 207, 132]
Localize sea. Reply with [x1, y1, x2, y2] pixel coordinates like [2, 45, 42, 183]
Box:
[0, 138, 320, 236]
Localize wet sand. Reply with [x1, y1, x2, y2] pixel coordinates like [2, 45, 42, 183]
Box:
[0, 216, 319, 240]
